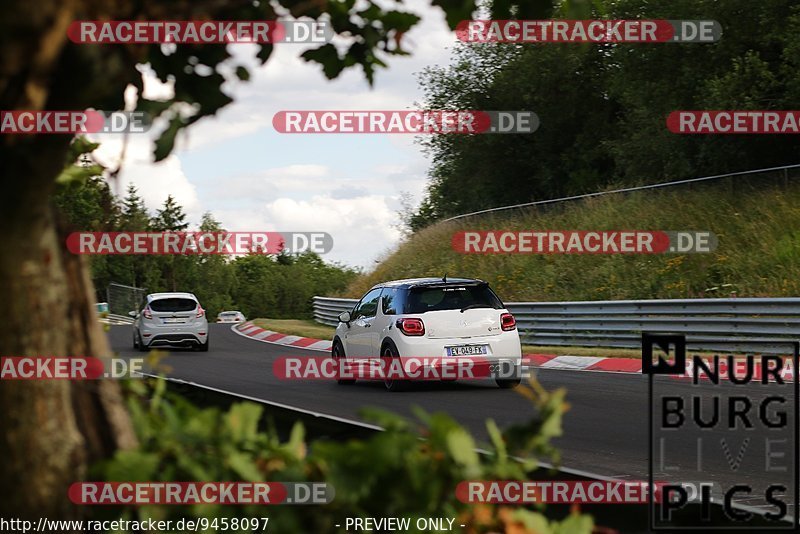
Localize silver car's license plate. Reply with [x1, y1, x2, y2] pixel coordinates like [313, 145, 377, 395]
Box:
[446, 344, 488, 357]
[163, 318, 184, 324]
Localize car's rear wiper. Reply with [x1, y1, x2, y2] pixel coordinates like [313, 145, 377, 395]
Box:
[460, 303, 493, 313]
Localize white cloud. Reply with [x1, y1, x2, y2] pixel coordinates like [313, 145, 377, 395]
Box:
[206, 164, 333, 203]
[170, 0, 456, 151]
[86, 0, 457, 267]
[90, 134, 201, 224]
[218, 195, 402, 267]
[203, 161, 418, 267]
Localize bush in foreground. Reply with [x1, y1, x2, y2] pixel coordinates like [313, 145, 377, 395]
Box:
[91, 378, 590, 533]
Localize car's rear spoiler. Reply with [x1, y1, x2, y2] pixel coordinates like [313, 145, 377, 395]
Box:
[408, 280, 487, 290]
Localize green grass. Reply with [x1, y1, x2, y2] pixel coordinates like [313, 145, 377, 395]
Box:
[345, 182, 800, 301]
[251, 318, 335, 340]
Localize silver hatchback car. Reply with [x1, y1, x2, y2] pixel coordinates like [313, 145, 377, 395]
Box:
[216, 311, 246, 323]
[131, 292, 209, 351]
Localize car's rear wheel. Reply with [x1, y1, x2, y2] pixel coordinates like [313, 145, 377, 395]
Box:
[333, 341, 355, 385]
[136, 332, 149, 352]
[383, 344, 407, 392]
[496, 365, 521, 389]
[196, 338, 209, 352]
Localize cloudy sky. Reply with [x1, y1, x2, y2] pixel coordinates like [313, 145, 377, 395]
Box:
[92, 1, 458, 269]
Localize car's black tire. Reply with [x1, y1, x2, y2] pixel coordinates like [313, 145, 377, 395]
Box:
[496, 375, 521, 389]
[197, 339, 209, 352]
[333, 340, 355, 385]
[133, 331, 139, 350]
[383, 343, 408, 392]
[137, 334, 149, 352]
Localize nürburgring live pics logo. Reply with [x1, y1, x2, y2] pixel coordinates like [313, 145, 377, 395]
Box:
[644, 333, 799, 530]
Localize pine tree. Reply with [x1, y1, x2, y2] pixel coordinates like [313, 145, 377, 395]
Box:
[151, 195, 190, 291]
[120, 183, 150, 231]
[152, 194, 189, 231]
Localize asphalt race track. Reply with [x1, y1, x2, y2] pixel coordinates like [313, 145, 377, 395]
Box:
[108, 324, 797, 515]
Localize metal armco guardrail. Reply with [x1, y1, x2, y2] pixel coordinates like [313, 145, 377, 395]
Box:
[99, 313, 135, 325]
[313, 297, 358, 327]
[313, 296, 800, 354]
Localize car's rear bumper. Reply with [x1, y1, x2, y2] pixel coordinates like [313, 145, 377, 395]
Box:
[139, 322, 208, 347]
[392, 331, 522, 362]
[146, 333, 205, 347]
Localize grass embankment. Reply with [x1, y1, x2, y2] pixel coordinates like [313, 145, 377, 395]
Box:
[346, 182, 800, 301]
[251, 318, 335, 340]
[257, 180, 800, 359]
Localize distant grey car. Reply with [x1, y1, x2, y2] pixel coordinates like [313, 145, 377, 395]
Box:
[131, 292, 209, 352]
[217, 311, 246, 323]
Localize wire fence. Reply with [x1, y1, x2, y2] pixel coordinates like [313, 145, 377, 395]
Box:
[107, 282, 147, 317]
[441, 163, 800, 223]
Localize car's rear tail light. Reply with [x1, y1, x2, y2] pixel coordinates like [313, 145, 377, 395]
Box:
[501, 313, 516, 331]
[196, 307, 205, 318]
[143, 306, 152, 319]
[396, 318, 425, 336]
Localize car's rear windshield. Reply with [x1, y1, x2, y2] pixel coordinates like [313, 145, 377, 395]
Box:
[149, 298, 197, 312]
[219, 312, 238, 316]
[404, 284, 503, 314]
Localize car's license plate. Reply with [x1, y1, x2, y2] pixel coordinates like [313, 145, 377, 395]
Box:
[446, 345, 488, 356]
[163, 318, 184, 324]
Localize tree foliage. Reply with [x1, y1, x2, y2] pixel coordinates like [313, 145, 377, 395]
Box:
[54, 178, 358, 318]
[96, 376, 587, 534]
[0, 0, 584, 525]
[411, 0, 800, 229]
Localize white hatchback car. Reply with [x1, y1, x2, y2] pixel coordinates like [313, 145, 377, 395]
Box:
[131, 292, 209, 352]
[332, 278, 522, 391]
[217, 311, 246, 323]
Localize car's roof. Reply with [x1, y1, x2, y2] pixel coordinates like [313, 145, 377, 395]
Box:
[370, 277, 485, 290]
[218, 310, 242, 314]
[147, 292, 197, 300]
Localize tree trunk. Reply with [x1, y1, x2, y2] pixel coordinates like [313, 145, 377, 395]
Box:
[1, 0, 143, 523]
[0, 137, 136, 523]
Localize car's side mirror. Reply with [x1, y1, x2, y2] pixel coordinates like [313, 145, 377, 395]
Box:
[338, 311, 351, 324]
[128, 310, 138, 318]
